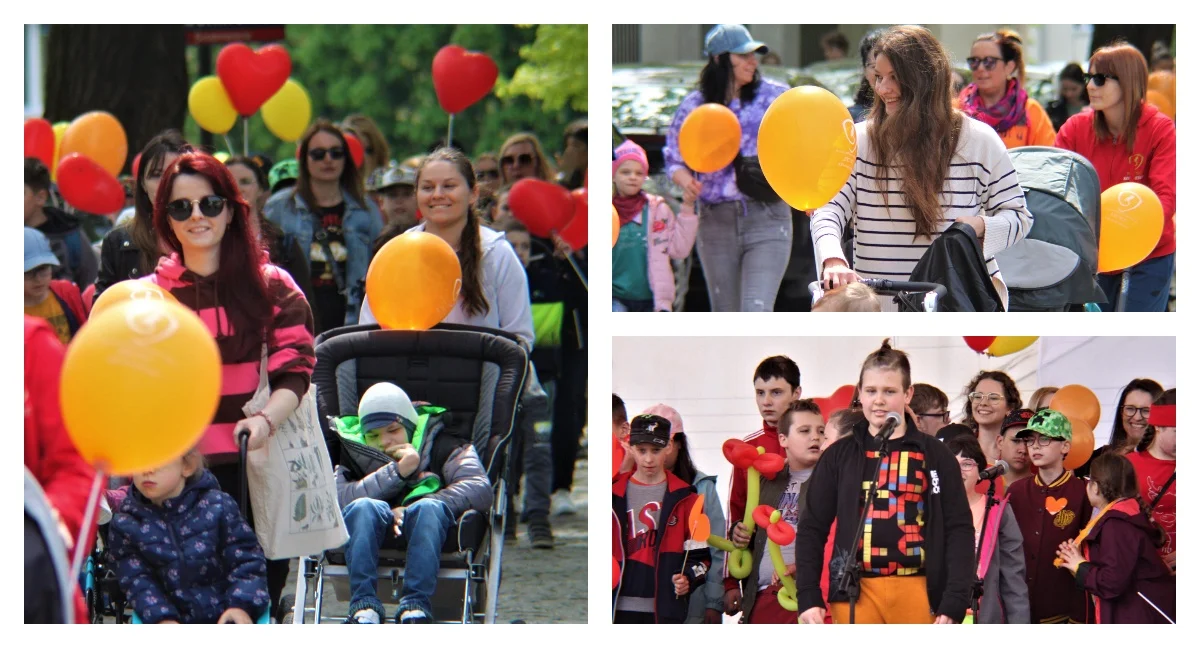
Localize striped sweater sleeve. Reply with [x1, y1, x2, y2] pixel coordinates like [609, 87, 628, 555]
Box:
[810, 149, 860, 271]
[974, 123, 1034, 260]
[264, 265, 316, 399]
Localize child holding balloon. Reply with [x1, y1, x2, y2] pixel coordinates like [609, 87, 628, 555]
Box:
[612, 139, 698, 313]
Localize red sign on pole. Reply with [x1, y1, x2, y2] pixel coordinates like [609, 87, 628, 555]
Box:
[186, 25, 286, 46]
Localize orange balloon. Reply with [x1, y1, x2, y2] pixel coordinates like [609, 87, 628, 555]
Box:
[1147, 71, 1175, 105]
[758, 86, 857, 210]
[365, 231, 462, 330]
[1049, 385, 1101, 430]
[611, 206, 620, 248]
[1062, 415, 1095, 471]
[1145, 90, 1174, 120]
[60, 111, 128, 177]
[1098, 183, 1164, 272]
[678, 103, 742, 173]
[90, 279, 178, 318]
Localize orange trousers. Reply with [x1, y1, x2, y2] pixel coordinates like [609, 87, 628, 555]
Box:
[829, 575, 936, 624]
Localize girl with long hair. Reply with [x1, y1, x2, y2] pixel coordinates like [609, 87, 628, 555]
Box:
[958, 29, 1057, 148]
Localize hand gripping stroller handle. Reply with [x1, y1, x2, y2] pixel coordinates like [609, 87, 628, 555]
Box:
[237, 430, 250, 519]
[861, 279, 947, 300]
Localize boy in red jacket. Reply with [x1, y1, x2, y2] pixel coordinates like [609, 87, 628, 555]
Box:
[613, 414, 709, 623]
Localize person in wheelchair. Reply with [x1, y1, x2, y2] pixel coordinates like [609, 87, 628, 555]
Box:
[335, 382, 493, 624]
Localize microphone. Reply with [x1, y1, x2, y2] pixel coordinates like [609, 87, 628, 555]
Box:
[876, 412, 902, 441]
[978, 459, 1009, 482]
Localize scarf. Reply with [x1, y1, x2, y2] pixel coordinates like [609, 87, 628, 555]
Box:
[612, 191, 648, 226]
[961, 78, 1029, 135]
[1055, 497, 1122, 568]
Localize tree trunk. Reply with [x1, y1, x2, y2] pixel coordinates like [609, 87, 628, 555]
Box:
[44, 25, 188, 175]
[1090, 25, 1174, 65]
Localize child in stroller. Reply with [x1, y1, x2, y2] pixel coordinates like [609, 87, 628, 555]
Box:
[334, 382, 493, 624]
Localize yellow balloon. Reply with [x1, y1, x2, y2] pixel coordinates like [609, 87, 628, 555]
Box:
[1098, 182, 1164, 273]
[90, 279, 178, 319]
[758, 86, 857, 210]
[365, 232, 462, 331]
[261, 79, 312, 142]
[51, 121, 69, 182]
[678, 103, 742, 173]
[986, 336, 1039, 357]
[60, 299, 222, 475]
[188, 76, 238, 135]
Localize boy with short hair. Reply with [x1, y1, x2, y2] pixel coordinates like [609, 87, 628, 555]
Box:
[613, 414, 709, 623]
[910, 384, 950, 436]
[723, 356, 801, 614]
[733, 399, 825, 623]
[1007, 409, 1091, 623]
[997, 409, 1034, 486]
[24, 158, 98, 287]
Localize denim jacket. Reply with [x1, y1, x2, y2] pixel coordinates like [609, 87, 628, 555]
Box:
[263, 187, 383, 326]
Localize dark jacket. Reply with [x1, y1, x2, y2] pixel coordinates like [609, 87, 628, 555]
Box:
[527, 238, 565, 380]
[794, 416, 976, 622]
[95, 226, 146, 298]
[909, 222, 1004, 312]
[1008, 469, 1092, 623]
[738, 467, 810, 620]
[108, 470, 269, 624]
[612, 471, 709, 623]
[36, 206, 98, 288]
[1077, 498, 1175, 624]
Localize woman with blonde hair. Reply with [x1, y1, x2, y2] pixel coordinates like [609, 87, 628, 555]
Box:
[498, 132, 556, 185]
[341, 114, 391, 184]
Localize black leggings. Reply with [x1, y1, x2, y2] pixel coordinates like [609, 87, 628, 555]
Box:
[209, 462, 290, 616]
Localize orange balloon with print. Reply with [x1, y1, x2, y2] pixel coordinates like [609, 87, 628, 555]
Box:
[366, 231, 462, 330]
[90, 279, 178, 319]
[60, 111, 128, 177]
[1097, 183, 1164, 272]
[678, 103, 742, 173]
[1062, 415, 1095, 471]
[758, 86, 857, 210]
[1049, 385, 1102, 430]
[1145, 90, 1174, 120]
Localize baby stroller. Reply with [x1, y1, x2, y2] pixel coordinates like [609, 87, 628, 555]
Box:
[809, 279, 947, 312]
[289, 323, 528, 624]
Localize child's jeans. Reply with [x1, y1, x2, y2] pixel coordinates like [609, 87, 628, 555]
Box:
[341, 497, 455, 616]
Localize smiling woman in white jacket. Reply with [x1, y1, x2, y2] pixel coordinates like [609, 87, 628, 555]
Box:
[358, 148, 533, 350]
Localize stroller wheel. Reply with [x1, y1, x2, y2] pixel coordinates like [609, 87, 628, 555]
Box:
[276, 594, 296, 624]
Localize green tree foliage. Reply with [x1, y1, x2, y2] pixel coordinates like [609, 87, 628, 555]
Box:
[497, 24, 589, 112]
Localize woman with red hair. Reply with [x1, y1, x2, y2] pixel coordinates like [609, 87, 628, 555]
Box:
[1055, 43, 1176, 312]
[146, 150, 316, 617]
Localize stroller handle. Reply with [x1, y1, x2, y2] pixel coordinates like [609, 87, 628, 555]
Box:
[861, 279, 947, 300]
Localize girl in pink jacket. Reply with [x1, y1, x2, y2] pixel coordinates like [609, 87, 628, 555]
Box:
[612, 140, 698, 312]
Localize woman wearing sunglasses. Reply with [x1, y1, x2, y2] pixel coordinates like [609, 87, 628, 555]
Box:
[958, 30, 1057, 149]
[1075, 378, 1164, 478]
[147, 150, 316, 618]
[498, 133, 556, 186]
[1055, 43, 1177, 312]
[264, 120, 383, 334]
[961, 370, 1023, 463]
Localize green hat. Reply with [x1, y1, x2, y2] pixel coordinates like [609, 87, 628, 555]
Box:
[1014, 409, 1072, 441]
[268, 158, 299, 193]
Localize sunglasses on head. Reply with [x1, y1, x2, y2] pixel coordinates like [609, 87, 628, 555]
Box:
[1084, 72, 1119, 87]
[500, 153, 534, 168]
[308, 147, 346, 162]
[166, 195, 227, 222]
[476, 169, 500, 181]
[966, 56, 1002, 71]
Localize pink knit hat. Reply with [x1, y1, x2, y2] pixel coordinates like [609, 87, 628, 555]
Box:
[612, 139, 649, 177]
[642, 403, 684, 437]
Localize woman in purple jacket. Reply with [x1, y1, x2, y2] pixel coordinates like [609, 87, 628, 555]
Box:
[664, 24, 790, 312]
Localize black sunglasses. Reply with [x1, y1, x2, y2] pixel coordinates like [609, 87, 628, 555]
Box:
[966, 56, 1002, 71]
[309, 147, 346, 162]
[500, 153, 534, 168]
[476, 169, 500, 181]
[1084, 72, 1119, 87]
[166, 195, 227, 222]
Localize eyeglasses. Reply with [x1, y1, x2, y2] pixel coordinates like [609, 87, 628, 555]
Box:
[24, 265, 54, 281]
[1122, 405, 1152, 419]
[919, 411, 950, 422]
[968, 392, 1006, 404]
[958, 459, 979, 471]
[500, 153, 534, 168]
[1022, 435, 1062, 448]
[1084, 73, 1119, 87]
[165, 195, 227, 222]
[308, 147, 346, 162]
[476, 169, 500, 181]
[967, 56, 1002, 71]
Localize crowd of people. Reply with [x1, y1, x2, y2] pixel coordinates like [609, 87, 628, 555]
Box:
[613, 24, 1175, 312]
[612, 348, 1176, 623]
[24, 109, 589, 623]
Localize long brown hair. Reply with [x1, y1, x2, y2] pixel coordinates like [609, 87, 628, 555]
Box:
[1089, 42, 1149, 154]
[1111, 378, 1164, 451]
[1089, 452, 1167, 547]
[962, 370, 1023, 430]
[296, 120, 366, 212]
[131, 130, 189, 275]
[498, 132, 556, 185]
[974, 29, 1027, 85]
[419, 148, 488, 318]
[868, 25, 963, 239]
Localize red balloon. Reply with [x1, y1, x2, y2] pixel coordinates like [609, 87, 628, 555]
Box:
[612, 557, 621, 589]
[558, 188, 588, 251]
[813, 384, 856, 421]
[754, 453, 786, 479]
[752, 504, 776, 529]
[25, 118, 55, 168]
[722, 438, 760, 470]
[964, 336, 997, 354]
[768, 520, 796, 546]
[344, 132, 365, 169]
[57, 153, 124, 215]
[216, 43, 292, 117]
[432, 45, 499, 114]
[508, 178, 573, 238]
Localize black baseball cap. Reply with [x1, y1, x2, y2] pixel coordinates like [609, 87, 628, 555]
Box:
[628, 414, 671, 448]
[935, 423, 974, 444]
[1002, 408, 1036, 433]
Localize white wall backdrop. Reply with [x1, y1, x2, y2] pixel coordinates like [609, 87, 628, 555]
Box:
[612, 336, 1175, 520]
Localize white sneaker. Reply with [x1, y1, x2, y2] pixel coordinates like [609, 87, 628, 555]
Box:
[399, 608, 430, 624]
[352, 609, 380, 624]
[551, 489, 577, 516]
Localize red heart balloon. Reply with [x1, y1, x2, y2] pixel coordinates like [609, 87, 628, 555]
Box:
[964, 336, 997, 354]
[216, 43, 292, 117]
[25, 118, 55, 169]
[558, 188, 588, 251]
[432, 45, 499, 114]
[344, 132, 365, 169]
[57, 153, 125, 215]
[508, 178, 574, 238]
[813, 384, 856, 421]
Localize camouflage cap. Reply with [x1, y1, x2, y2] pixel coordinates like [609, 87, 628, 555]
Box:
[1014, 409, 1072, 441]
[268, 158, 299, 193]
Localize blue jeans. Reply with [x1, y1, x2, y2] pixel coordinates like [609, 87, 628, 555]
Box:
[1096, 252, 1175, 312]
[341, 497, 454, 615]
[694, 200, 792, 312]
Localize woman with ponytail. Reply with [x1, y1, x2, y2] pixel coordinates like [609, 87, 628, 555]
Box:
[959, 29, 1057, 148]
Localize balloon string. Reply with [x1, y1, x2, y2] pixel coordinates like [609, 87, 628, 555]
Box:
[447, 113, 454, 148]
[69, 471, 105, 584]
[564, 253, 588, 291]
[243, 118, 249, 157]
[222, 134, 235, 156]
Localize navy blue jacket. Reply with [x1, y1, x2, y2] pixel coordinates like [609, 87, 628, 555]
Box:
[108, 470, 268, 624]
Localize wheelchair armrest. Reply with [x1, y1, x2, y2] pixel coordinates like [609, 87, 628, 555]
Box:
[456, 509, 485, 551]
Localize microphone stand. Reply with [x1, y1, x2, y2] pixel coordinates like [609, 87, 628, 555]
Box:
[838, 424, 894, 624]
[971, 477, 1000, 622]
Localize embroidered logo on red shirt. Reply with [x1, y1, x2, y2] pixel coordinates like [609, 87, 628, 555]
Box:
[1130, 153, 1145, 169]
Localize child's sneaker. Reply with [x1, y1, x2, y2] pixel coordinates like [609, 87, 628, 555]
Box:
[344, 609, 381, 624]
[551, 489, 577, 516]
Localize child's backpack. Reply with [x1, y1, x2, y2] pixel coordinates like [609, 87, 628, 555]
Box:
[994, 146, 1106, 311]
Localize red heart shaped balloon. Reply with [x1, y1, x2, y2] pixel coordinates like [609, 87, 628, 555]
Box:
[813, 384, 856, 421]
[344, 132, 365, 169]
[558, 188, 588, 251]
[216, 43, 292, 117]
[57, 153, 125, 215]
[25, 118, 55, 169]
[508, 178, 574, 238]
[432, 45, 499, 114]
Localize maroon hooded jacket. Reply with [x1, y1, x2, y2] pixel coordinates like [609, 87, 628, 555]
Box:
[1077, 498, 1176, 624]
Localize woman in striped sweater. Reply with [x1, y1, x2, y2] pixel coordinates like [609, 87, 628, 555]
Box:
[813, 25, 1033, 309]
[147, 150, 316, 618]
